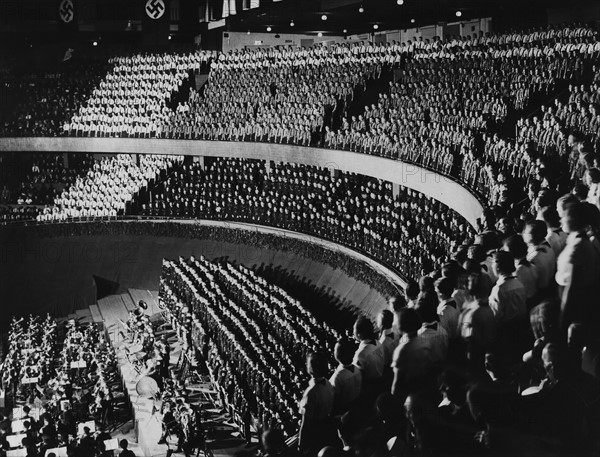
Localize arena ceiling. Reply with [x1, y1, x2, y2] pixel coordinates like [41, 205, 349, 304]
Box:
[225, 0, 575, 35]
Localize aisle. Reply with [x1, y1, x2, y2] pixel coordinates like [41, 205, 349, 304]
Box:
[100, 292, 255, 457]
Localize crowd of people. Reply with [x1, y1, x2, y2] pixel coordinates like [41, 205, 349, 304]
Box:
[62, 52, 214, 138]
[159, 256, 343, 438]
[0, 316, 130, 456]
[140, 157, 474, 281]
[0, 61, 108, 137]
[36, 153, 182, 221]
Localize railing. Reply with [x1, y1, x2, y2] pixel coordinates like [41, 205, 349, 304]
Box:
[0, 137, 485, 227]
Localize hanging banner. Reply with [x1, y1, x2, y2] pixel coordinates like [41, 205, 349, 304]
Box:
[145, 0, 166, 20]
[58, 0, 74, 23]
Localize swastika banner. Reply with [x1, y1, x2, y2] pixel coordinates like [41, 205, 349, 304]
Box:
[145, 0, 166, 20]
[58, 0, 74, 23]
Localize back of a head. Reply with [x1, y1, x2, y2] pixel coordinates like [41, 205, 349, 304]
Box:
[441, 261, 460, 286]
[378, 309, 394, 331]
[562, 201, 588, 233]
[334, 338, 356, 366]
[468, 244, 487, 263]
[479, 231, 501, 253]
[419, 275, 435, 294]
[414, 298, 438, 324]
[467, 272, 483, 298]
[524, 219, 548, 245]
[353, 316, 375, 341]
[434, 276, 454, 299]
[119, 439, 129, 450]
[262, 428, 285, 453]
[405, 280, 420, 301]
[492, 251, 515, 276]
[398, 308, 422, 334]
[557, 192, 578, 217]
[388, 294, 407, 312]
[307, 351, 329, 378]
[503, 234, 528, 260]
[539, 205, 560, 229]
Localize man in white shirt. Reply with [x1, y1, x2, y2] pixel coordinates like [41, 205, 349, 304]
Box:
[329, 339, 362, 415]
[489, 251, 527, 323]
[352, 316, 384, 382]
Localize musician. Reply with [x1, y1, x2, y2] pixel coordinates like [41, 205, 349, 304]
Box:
[158, 402, 177, 445]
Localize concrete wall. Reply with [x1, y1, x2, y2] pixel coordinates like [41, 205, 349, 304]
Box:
[0, 137, 484, 226]
[0, 220, 401, 320]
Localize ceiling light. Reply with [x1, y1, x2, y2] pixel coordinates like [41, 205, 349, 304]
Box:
[456, 10, 462, 17]
[318, 32, 323, 37]
[397, 0, 404, 4]
[92, 41, 98, 46]
[321, 14, 327, 21]
[290, 20, 295, 27]
[373, 24, 379, 30]
[167, 35, 172, 40]
[247, 30, 251, 35]
[410, 18, 416, 23]
[358, 5, 364, 13]
[266, 26, 272, 32]
[343, 29, 348, 34]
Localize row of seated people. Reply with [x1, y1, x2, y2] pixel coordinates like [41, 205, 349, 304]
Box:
[0, 316, 129, 457]
[62, 52, 211, 138]
[36, 154, 183, 221]
[158, 191, 600, 457]
[0, 61, 108, 137]
[140, 158, 474, 281]
[328, 29, 595, 194]
[159, 256, 343, 437]
[0, 154, 94, 206]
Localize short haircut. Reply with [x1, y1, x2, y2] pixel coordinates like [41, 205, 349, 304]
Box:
[405, 280, 420, 300]
[435, 276, 455, 297]
[419, 275, 435, 293]
[467, 273, 483, 297]
[307, 352, 329, 378]
[563, 201, 588, 232]
[463, 259, 481, 275]
[557, 193, 578, 215]
[492, 251, 515, 275]
[334, 339, 356, 366]
[587, 167, 600, 184]
[379, 310, 394, 330]
[388, 295, 406, 312]
[398, 308, 422, 334]
[354, 316, 375, 340]
[524, 220, 548, 244]
[467, 244, 486, 263]
[440, 261, 460, 285]
[119, 440, 129, 450]
[573, 183, 589, 200]
[539, 206, 560, 228]
[503, 235, 528, 260]
[415, 300, 438, 323]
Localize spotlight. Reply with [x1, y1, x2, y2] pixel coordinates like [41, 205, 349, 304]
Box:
[290, 20, 295, 27]
[397, 0, 404, 4]
[358, 5, 364, 13]
[92, 41, 98, 46]
[168, 35, 172, 40]
[455, 10, 462, 17]
[410, 18, 416, 23]
[318, 32, 323, 37]
[247, 30, 251, 35]
[343, 29, 348, 33]
[321, 14, 327, 21]
[266, 26, 272, 32]
[373, 24, 379, 30]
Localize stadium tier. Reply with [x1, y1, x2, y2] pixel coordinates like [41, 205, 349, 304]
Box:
[1, 14, 600, 457]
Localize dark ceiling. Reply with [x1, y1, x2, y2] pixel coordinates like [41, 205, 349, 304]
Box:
[224, 0, 583, 36]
